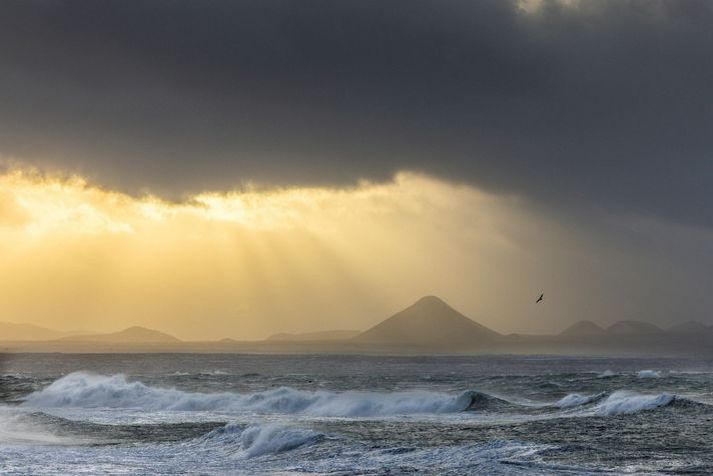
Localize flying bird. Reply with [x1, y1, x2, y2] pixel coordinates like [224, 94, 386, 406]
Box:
[535, 293, 544, 303]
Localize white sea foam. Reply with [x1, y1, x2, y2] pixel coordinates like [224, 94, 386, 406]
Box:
[239, 424, 323, 457]
[594, 391, 674, 415]
[637, 370, 661, 379]
[597, 370, 616, 378]
[555, 392, 605, 408]
[0, 430, 565, 475]
[192, 423, 324, 458]
[0, 407, 73, 445]
[333, 439, 561, 474]
[22, 372, 474, 417]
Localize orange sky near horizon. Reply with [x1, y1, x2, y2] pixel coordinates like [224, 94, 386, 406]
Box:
[0, 167, 708, 340]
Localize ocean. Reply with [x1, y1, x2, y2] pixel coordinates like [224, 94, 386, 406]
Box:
[1, 353, 712, 474]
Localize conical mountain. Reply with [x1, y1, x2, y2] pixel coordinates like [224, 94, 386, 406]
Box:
[354, 296, 499, 346]
[559, 320, 607, 337]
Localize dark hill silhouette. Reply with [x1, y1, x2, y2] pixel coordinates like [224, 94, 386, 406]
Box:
[267, 330, 361, 341]
[353, 296, 499, 346]
[0, 321, 76, 341]
[667, 321, 711, 334]
[559, 320, 608, 337]
[607, 320, 664, 335]
[60, 326, 180, 343]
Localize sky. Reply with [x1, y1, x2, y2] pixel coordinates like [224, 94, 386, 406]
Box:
[0, 0, 712, 339]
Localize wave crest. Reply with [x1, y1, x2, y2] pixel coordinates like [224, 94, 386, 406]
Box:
[636, 370, 661, 379]
[555, 392, 606, 408]
[194, 423, 323, 458]
[23, 372, 476, 417]
[461, 391, 518, 411]
[594, 391, 675, 415]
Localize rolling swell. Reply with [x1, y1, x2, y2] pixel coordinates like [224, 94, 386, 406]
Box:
[461, 391, 523, 412]
[0, 407, 226, 445]
[555, 392, 607, 408]
[0, 374, 40, 403]
[22, 372, 481, 417]
[0, 407, 84, 445]
[20, 372, 712, 420]
[554, 391, 710, 415]
[190, 423, 325, 458]
[592, 391, 708, 415]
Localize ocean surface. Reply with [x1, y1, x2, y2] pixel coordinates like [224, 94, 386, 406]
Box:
[1, 353, 712, 475]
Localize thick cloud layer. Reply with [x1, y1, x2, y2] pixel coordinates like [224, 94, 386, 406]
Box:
[1, 0, 711, 225]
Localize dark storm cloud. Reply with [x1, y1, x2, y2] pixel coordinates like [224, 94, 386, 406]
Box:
[0, 0, 711, 224]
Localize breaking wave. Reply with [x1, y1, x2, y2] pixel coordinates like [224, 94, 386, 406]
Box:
[461, 391, 521, 412]
[593, 391, 675, 415]
[555, 392, 606, 408]
[191, 423, 324, 458]
[21, 373, 711, 421]
[636, 370, 661, 379]
[187, 424, 567, 472]
[22, 372, 478, 417]
[0, 407, 80, 445]
[555, 390, 709, 415]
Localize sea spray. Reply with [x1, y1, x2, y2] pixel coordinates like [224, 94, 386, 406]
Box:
[555, 392, 606, 408]
[594, 391, 675, 415]
[637, 370, 661, 379]
[23, 372, 478, 417]
[191, 423, 324, 458]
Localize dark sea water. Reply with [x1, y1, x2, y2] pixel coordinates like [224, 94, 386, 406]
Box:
[1, 353, 712, 474]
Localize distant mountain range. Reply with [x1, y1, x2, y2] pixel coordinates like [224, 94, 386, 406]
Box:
[607, 320, 664, 335]
[267, 330, 361, 342]
[0, 323, 179, 343]
[1, 297, 711, 354]
[559, 320, 608, 337]
[560, 320, 658, 337]
[0, 321, 75, 341]
[59, 326, 181, 344]
[560, 319, 711, 337]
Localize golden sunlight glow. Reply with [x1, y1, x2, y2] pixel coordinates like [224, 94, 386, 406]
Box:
[0, 167, 591, 339]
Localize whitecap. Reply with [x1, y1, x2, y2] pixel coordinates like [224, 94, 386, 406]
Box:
[0, 406, 79, 445]
[555, 392, 605, 408]
[191, 422, 324, 458]
[636, 370, 661, 379]
[22, 372, 477, 417]
[594, 391, 674, 415]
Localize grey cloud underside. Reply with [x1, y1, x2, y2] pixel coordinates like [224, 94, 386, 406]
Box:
[0, 0, 711, 224]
